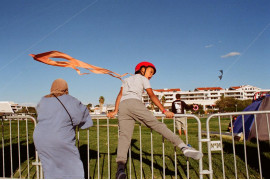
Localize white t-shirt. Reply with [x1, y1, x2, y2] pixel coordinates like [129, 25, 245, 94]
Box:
[121, 74, 151, 102]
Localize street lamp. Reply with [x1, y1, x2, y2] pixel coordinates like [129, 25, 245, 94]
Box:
[235, 104, 238, 112]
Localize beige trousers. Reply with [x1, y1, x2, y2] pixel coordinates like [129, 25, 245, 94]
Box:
[116, 99, 183, 163]
[175, 117, 187, 131]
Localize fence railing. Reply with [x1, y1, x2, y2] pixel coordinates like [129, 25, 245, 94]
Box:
[204, 111, 270, 179]
[80, 114, 202, 179]
[2, 111, 270, 178]
[1, 115, 39, 179]
[1, 114, 203, 179]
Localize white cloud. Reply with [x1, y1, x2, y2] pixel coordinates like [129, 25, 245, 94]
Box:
[221, 52, 241, 58]
[205, 44, 213, 48]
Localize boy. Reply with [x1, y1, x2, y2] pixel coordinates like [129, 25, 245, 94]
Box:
[171, 94, 195, 136]
[228, 116, 237, 132]
[107, 62, 203, 179]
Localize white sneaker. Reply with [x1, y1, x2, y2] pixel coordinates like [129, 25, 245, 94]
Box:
[181, 147, 203, 160]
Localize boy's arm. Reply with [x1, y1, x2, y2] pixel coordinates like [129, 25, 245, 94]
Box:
[183, 101, 195, 110]
[171, 101, 176, 113]
[146, 88, 174, 118]
[107, 87, 123, 118]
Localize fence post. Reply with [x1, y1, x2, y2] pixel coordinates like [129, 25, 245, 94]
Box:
[1, 117, 5, 178]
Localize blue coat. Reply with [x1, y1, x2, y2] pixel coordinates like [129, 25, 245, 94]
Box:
[33, 94, 93, 179]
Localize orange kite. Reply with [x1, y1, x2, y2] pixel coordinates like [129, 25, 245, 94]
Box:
[30, 51, 130, 80]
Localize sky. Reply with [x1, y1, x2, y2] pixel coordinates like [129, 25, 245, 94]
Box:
[0, 0, 269, 106]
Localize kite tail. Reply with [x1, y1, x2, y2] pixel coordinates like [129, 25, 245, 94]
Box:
[30, 51, 131, 80]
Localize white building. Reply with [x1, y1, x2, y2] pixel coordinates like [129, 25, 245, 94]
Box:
[90, 104, 115, 114]
[142, 85, 270, 111]
[0, 101, 23, 113]
[0, 101, 37, 116]
[0, 101, 14, 115]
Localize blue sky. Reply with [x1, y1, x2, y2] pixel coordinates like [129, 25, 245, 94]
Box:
[0, 0, 269, 106]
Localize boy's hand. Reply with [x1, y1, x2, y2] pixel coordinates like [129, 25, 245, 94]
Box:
[107, 111, 117, 118]
[164, 111, 174, 118]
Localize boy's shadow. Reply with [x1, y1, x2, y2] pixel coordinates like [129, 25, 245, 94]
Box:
[79, 139, 197, 179]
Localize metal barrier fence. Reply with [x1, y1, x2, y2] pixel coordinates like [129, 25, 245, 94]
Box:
[0, 115, 39, 179]
[204, 111, 270, 179]
[85, 114, 203, 179]
[2, 111, 270, 179]
[1, 114, 203, 179]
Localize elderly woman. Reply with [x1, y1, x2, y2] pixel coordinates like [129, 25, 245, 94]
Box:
[33, 79, 93, 179]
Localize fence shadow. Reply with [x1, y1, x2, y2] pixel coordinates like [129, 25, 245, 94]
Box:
[78, 139, 192, 179]
[0, 142, 36, 178]
[129, 139, 187, 178]
[223, 140, 270, 178]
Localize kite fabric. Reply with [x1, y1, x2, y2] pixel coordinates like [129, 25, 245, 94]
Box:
[218, 70, 223, 80]
[30, 51, 130, 80]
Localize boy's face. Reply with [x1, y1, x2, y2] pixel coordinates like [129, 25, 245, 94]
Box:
[144, 67, 155, 80]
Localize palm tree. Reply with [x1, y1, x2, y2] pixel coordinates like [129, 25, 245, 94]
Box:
[161, 95, 166, 106]
[149, 99, 155, 111]
[99, 96, 105, 114]
[86, 103, 92, 111]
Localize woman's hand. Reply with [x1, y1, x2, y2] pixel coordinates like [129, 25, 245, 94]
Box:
[107, 111, 117, 118]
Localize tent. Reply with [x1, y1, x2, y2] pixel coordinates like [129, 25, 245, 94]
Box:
[233, 95, 270, 141]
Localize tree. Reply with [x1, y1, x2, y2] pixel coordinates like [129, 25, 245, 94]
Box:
[17, 106, 28, 114]
[215, 96, 252, 112]
[235, 99, 252, 111]
[87, 103, 92, 111]
[191, 104, 205, 114]
[161, 95, 166, 106]
[215, 96, 237, 112]
[99, 96, 105, 113]
[148, 99, 155, 111]
[27, 107, 37, 114]
[150, 99, 154, 111]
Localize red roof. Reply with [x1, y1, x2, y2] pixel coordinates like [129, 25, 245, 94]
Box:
[154, 88, 181, 92]
[230, 86, 241, 90]
[195, 87, 223, 91]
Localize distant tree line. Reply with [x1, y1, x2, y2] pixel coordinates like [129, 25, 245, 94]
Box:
[147, 95, 252, 114]
[14, 94, 254, 118]
[16, 106, 37, 114]
[215, 96, 252, 113]
[86, 96, 105, 113]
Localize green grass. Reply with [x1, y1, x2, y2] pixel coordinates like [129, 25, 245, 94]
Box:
[1, 117, 270, 179]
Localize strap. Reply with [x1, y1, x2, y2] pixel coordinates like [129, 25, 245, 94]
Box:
[53, 94, 74, 126]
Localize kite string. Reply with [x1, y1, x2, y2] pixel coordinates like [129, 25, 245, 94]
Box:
[0, 71, 25, 95]
[0, 0, 99, 73]
[0, 0, 100, 94]
[224, 22, 270, 75]
[212, 22, 270, 86]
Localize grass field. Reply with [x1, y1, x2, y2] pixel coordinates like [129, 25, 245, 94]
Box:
[1, 117, 270, 179]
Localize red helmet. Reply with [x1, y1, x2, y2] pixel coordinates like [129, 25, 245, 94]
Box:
[135, 62, 156, 74]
